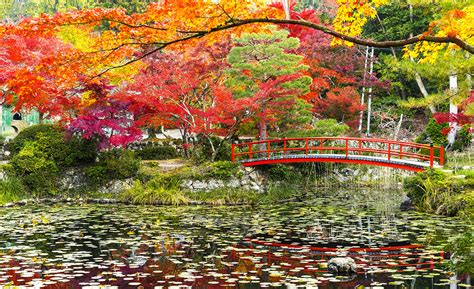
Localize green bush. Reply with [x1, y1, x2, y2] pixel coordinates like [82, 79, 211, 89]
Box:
[135, 145, 178, 160]
[0, 177, 27, 204]
[8, 124, 61, 155]
[276, 119, 349, 138]
[120, 179, 188, 205]
[267, 164, 303, 182]
[208, 161, 240, 180]
[192, 136, 232, 163]
[83, 149, 141, 188]
[84, 165, 108, 187]
[9, 124, 97, 166]
[186, 187, 259, 205]
[404, 169, 470, 216]
[446, 229, 474, 275]
[417, 119, 471, 152]
[451, 125, 472, 151]
[8, 141, 59, 195]
[6, 124, 99, 196]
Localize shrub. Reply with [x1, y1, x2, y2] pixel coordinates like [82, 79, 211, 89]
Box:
[121, 179, 188, 205]
[9, 124, 97, 166]
[276, 119, 349, 138]
[8, 141, 59, 195]
[417, 119, 471, 152]
[85, 149, 141, 188]
[0, 177, 27, 204]
[84, 165, 108, 187]
[404, 169, 469, 216]
[445, 230, 474, 275]
[451, 125, 472, 151]
[267, 164, 303, 182]
[186, 187, 259, 205]
[192, 136, 232, 162]
[208, 161, 240, 180]
[135, 145, 178, 160]
[7, 124, 99, 195]
[416, 118, 448, 147]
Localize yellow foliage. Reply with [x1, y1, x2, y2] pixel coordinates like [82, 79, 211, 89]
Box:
[405, 6, 474, 63]
[332, 0, 389, 46]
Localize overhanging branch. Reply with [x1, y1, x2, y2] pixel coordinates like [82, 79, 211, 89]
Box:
[94, 17, 473, 78]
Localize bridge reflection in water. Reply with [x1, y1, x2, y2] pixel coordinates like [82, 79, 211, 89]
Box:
[232, 137, 444, 172]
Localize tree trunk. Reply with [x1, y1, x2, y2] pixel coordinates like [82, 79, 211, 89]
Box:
[447, 71, 458, 148]
[408, 3, 436, 114]
[259, 119, 268, 156]
[366, 47, 374, 136]
[358, 46, 369, 132]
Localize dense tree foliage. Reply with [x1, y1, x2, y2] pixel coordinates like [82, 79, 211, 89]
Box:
[0, 0, 472, 151]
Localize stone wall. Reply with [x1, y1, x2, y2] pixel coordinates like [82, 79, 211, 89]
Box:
[180, 167, 266, 193]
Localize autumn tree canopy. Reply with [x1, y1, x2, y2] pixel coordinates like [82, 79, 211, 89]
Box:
[0, 0, 472, 149]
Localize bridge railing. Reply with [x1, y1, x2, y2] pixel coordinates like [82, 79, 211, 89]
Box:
[231, 137, 444, 168]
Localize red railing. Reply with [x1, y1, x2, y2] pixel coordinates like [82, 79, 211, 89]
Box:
[231, 137, 444, 170]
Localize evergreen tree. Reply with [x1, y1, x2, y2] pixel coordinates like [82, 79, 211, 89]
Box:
[226, 26, 312, 141]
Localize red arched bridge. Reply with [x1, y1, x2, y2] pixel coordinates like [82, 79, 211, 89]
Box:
[231, 137, 444, 172]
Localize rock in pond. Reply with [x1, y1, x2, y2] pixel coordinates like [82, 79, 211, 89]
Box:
[328, 257, 357, 274]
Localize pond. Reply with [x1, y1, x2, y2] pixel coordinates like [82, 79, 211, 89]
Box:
[0, 188, 471, 289]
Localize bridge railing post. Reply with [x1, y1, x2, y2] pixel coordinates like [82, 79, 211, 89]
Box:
[345, 139, 348, 158]
[440, 146, 444, 166]
[387, 143, 391, 161]
[429, 142, 434, 168]
[249, 144, 253, 160]
[399, 144, 403, 160]
[284, 138, 287, 156]
[267, 141, 271, 158]
[305, 138, 309, 155]
[231, 143, 235, 162]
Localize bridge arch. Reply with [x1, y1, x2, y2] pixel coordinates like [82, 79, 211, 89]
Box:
[231, 137, 444, 172]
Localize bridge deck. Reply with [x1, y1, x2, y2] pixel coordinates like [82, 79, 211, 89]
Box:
[240, 153, 441, 172]
[232, 137, 444, 171]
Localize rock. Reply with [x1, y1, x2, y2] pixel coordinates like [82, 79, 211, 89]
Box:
[207, 179, 220, 190]
[99, 178, 134, 194]
[192, 180, 207, 190]
[227, 178, 241, 188]
[400, 196, 413, 211]
[328, 257, 357, 274]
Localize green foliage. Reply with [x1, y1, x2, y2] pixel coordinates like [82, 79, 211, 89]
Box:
[226, 27, 309, 98]
[186, 187, 259, 205]
[8, 141, 59, 195]
[363, 2, 435, 42]
[121, 179, 189, 205]
[86, 149, 140, 185]
[226, 26, 312, 137]
[267, 164, 303, 182]
[0, 177, 26, 204]
[416, 118, 448, 146]
[9, 124, 97, 166]
[7, 124, 98, 195]
[451, 125, 472, 152]
[445, 229, 474, 275]
[276, 119, 349, 138]
[207, 161, 240, 180]
[416, 119, 471, 152]
[192, 136, 232, 163]
[135, 145, 178, 160]
[404, 169, 472, 216]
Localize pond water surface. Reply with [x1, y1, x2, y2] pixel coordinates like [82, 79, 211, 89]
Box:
[0, 188, 471, 289]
